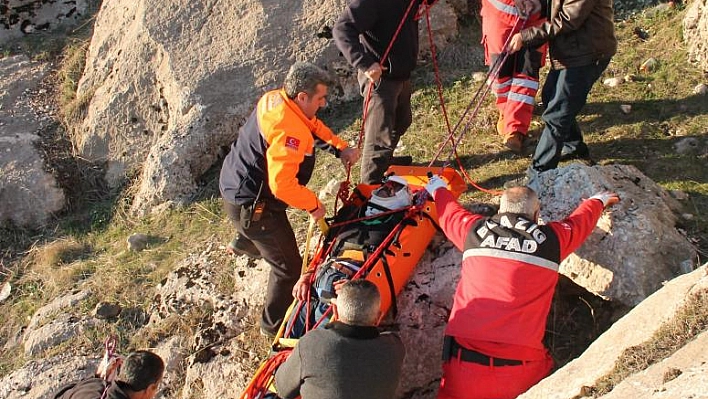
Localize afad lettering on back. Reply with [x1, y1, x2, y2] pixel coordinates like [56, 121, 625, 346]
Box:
[476, 215, 547, 253]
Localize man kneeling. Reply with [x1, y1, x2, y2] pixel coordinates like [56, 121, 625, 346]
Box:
[275, 280, 405, 399]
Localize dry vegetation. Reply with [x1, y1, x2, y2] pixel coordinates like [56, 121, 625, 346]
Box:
[587, 288, 708, 396]
[0, 2, 706, 396]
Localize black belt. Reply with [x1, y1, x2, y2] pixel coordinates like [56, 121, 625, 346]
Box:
[446, 337, 523, 367]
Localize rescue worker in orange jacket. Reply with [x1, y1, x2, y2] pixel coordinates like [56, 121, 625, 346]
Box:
[219, 62, 360, 337]
[424, 176, 619, 399]
[483, 0, 547, 153]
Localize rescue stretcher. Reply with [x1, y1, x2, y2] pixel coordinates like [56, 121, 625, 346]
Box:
[240, 166, 466, 399]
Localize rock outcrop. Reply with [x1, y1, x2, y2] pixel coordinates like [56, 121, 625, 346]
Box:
[0, 355, 99, 399]
[0, 55, 65, 228]
[519, 264, 708, 399]
[684, 0, 708, 71]
[73, 0, 460, 214]
[535, 164, 696, 307]
[0, 0, 90, 44]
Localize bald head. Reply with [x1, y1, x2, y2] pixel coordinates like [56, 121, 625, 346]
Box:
[499, 187, 540, 220]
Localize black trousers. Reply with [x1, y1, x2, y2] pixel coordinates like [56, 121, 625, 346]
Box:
[223, 200, 302, 335]
[531, 58, 611, 174]
[358, 70, 413, 184]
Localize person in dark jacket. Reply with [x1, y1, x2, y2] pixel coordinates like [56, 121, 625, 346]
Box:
[508, 0, 617, 185]
[332, 0, 436, 184]
[275, 279, 405, 399]
[219, 61, 360, 337]
[424, 175, 619, 399]
[54, 351, 164, 399]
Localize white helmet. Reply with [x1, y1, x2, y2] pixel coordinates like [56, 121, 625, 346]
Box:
[365, 175, 412, 216]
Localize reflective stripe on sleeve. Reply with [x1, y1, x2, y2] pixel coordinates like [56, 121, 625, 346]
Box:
[486, 0, 521, 16]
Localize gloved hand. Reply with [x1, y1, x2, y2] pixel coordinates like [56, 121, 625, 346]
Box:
[425, 174, 448, 196]
[590, 191, 620, 208]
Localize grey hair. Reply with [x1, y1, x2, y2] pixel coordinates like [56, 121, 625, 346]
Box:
[283, 62, 333, 99]
[499, 186, 540, 219]
[336, 279, 381, 326]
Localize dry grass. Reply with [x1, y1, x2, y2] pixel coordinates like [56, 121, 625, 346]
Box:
[586, 289, 708, 396]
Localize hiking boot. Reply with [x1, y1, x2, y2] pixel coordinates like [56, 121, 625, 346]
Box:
[390, 155, 413, 166]
[559, 144, 591, 162]
[226, 237, 262, 260]
[504, 132, 525, 154]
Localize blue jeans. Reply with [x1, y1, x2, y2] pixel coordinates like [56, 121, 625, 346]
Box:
[530, 59, 611, 176]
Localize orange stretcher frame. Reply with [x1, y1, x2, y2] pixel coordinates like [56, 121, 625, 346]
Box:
[239, 166, 466, 399]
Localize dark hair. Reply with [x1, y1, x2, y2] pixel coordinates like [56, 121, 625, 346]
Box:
[118, 350, 164, 391]
[283, 62, 333, 99]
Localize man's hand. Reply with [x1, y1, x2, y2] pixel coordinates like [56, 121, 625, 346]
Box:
[340, 147, 360, 169]
[513, 0, 541, 16]
[508, 33, 524, 53]
[425, 174, 448, 196]
[310, 204, 326, 220]
[590, 191, 620, 208]
[364, 63, 386, 83]
[292, 272, 313, 301]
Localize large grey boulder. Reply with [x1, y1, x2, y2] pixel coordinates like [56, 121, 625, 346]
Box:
[21, 290, 94, 356]
[535, 164, 696, 307]
[684, 0, 708, 71]
[23, 314, 94, 356]
[0, 55, 65, 228]
[73, 0, 459, 214]
[0, 0, 90, 44]
[149, 249, 270, 397]
[396, 239, 460, 398]
[519, 264, 708, 399]
[26, 290, 92, 330]
[0, 355, 99, 399]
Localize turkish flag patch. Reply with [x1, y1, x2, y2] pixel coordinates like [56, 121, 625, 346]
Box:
[285, 136, 301, 151]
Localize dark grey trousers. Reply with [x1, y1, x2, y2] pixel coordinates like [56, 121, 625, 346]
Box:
[358, 70, 413, 184]
[223, 200, 301, 335]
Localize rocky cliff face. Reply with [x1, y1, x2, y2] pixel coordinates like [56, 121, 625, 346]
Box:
[0, 0, 90, 44]
[684, 0, 708, 71]
[0, 164, 700, 399]
[0, 55, 65, 227]
[72, 0, 459, 214]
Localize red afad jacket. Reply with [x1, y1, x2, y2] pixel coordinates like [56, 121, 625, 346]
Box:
[481, 0, 546, 55]
[433, 188, 604, 360]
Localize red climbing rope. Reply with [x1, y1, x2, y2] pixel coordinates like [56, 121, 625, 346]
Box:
[425, 10, 528, 196]
[336, 0, 422, 211]
[241, 349, 293, 399]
